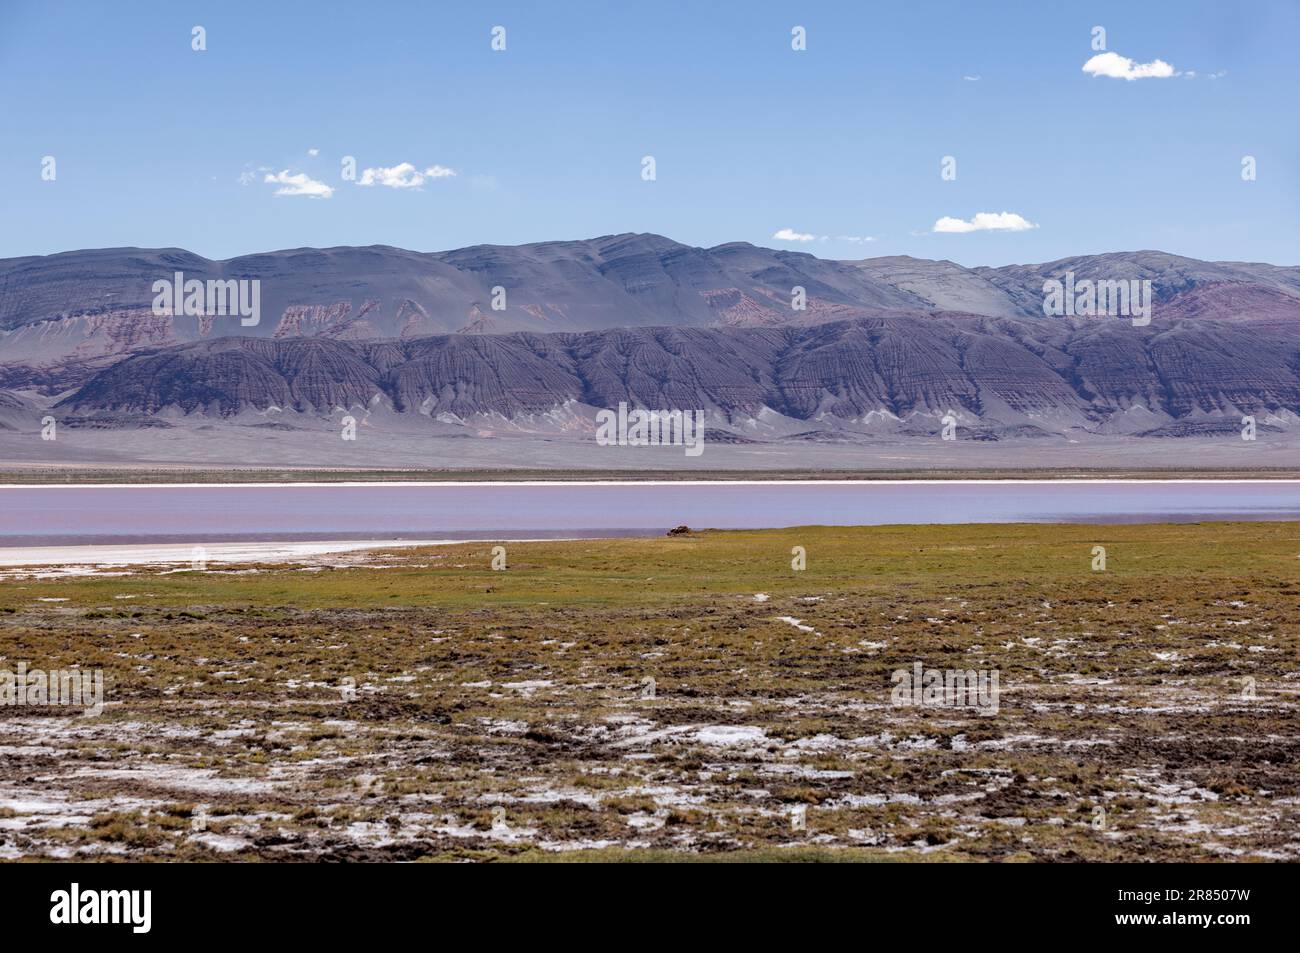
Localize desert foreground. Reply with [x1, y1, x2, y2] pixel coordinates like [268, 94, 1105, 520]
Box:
[1, 523, 1296, 861]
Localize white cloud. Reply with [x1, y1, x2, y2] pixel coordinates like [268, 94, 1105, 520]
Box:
[962, 75, 981, 82]
[773, 228, 816, 242]
[1082, 51, 1176, 81]
[357, 162, 458, 189]
[358, 163, 423, 188]
[933, 212, 1036, 234]
[775, 229, 876, 244]
[237, 171, 256, 186]
[307, 148, 320, 156]
[263, 169, 334, 198]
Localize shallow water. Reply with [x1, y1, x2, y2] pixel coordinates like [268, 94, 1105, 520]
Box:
[2, 480, 1299, 545]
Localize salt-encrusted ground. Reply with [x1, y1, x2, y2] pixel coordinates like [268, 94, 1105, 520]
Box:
[1, 524, 1296, 861]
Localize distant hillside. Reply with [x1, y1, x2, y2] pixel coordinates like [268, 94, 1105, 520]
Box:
[51, 308, 1300, 441]
[3, 235, 1299, 397]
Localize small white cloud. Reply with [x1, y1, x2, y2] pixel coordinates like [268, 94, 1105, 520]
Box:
[357, 162, 457, 189]
[1082, 51, 1176, 81]
[776, 229, 875, 244]
[358, 162, 424, 188]
[962, 75, 981, 82]
[237, 171, 256, 186]
[264, 169, 334, 199]
[933, 212, 1036, 234]
[307, 148, 320, 156]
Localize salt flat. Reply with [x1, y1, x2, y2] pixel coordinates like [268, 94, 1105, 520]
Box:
[0, 539, 457, 571]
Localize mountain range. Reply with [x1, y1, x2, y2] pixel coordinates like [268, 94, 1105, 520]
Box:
[2, 234, 1299, 452]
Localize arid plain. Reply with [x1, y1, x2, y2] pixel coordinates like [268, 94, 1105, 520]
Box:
[1, 522, 1295, 862]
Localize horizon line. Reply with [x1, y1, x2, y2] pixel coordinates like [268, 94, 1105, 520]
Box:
[3, 233, 1296, 272]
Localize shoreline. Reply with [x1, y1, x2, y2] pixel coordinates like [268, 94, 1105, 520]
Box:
[4, 517, 1299, 570]
[2, 466, 1300, 485]
[0, 535, 610, 572]
[0, 538, 440, 570]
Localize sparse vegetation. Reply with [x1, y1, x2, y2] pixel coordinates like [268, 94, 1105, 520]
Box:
[1, 522, 1296, 861]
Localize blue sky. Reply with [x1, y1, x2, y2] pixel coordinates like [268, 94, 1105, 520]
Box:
[1, 0, 1296, 266]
